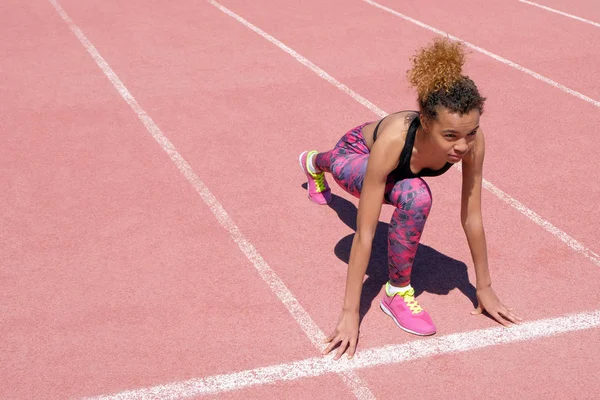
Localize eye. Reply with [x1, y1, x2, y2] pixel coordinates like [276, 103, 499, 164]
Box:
[468, 130, 477, 136]
[444, 134, 456, 139]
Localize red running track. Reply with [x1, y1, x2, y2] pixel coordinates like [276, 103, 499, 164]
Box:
[1, 0, 599, 398]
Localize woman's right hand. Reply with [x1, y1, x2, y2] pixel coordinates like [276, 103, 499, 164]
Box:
[322, 310, 360, 360]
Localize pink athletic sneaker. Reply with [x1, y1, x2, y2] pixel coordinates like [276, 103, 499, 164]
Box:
[299, 150, 331, 205]
[380, 285, 436, 336]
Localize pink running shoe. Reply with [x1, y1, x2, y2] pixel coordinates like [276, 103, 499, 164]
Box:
[380, 284, 436, 336]
[299, 150, 332, 205]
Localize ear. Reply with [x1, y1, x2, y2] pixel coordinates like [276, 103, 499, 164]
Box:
[419, 114, 431, 133]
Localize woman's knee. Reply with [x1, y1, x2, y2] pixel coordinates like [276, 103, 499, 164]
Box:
[388, 178, 432, 213]
[330, 155, 369, 196]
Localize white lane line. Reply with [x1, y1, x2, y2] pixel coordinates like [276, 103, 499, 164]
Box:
[47, 0, 374, 399]
[85, 309, 600, 399]
[454, 164, 600, 267]
[206, 0, 387, 119]
[519, 0, 600, 28]
[208, 0, 600, 268]
[47, 0, 600, 397]
[362, 0, 600, 108]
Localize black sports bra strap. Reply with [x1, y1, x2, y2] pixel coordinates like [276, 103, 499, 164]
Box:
[372, 118, 384, 142]
[397, 117, 418, 168]
[372, 111, 414, 143]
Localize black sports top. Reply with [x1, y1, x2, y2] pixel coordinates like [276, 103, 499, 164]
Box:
[373, 113, 453, 181]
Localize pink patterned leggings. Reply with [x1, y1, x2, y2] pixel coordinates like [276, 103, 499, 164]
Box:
[315, 123, 432, 286]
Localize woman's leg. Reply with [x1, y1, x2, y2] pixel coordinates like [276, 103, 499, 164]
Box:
[313, 123, 370, 198]
[380, 178, 436, 336]
[315, 133, 432, 281]
[300, 123, 371, 204]
[386, 178, 432, 286]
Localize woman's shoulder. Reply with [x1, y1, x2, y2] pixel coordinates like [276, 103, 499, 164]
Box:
[384, 110, 419, 137]
[363, 110, 418, 148]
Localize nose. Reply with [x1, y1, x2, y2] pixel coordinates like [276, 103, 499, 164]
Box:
[454, 139, 468, 154]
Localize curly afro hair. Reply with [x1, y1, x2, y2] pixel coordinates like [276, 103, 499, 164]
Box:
[407, 38, 486, 121]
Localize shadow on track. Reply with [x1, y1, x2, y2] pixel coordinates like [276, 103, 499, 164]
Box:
[325, 193, 478, 324]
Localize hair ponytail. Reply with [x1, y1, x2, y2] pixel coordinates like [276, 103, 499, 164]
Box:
[407, 38, 485, 120]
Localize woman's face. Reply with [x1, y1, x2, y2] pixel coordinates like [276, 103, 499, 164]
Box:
[422, 107, 480, 163]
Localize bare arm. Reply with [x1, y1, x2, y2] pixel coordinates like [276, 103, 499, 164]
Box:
[460, 129, 490, 288]
[323, 120, 405, 359]
[343, 129, 404, 312]
[461, 130, 522, 326]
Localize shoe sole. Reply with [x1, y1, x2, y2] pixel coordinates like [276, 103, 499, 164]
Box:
[298, 151, 330, 205]
[380, 301, 436, 336]
[298, 151, 311, 202]
[298, 151, 309, 177]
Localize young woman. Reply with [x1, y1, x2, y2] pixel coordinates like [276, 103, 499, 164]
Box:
[299, 39, 522, 360]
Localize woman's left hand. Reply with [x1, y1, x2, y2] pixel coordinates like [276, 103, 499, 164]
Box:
[471, 286, 523, 326]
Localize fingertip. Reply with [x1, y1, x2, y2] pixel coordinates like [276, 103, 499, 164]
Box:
[508, 313, 523, 324]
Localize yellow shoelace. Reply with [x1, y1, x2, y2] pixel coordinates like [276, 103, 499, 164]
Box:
[312, 172, 327, 192]
[400, 288, 423, 314]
